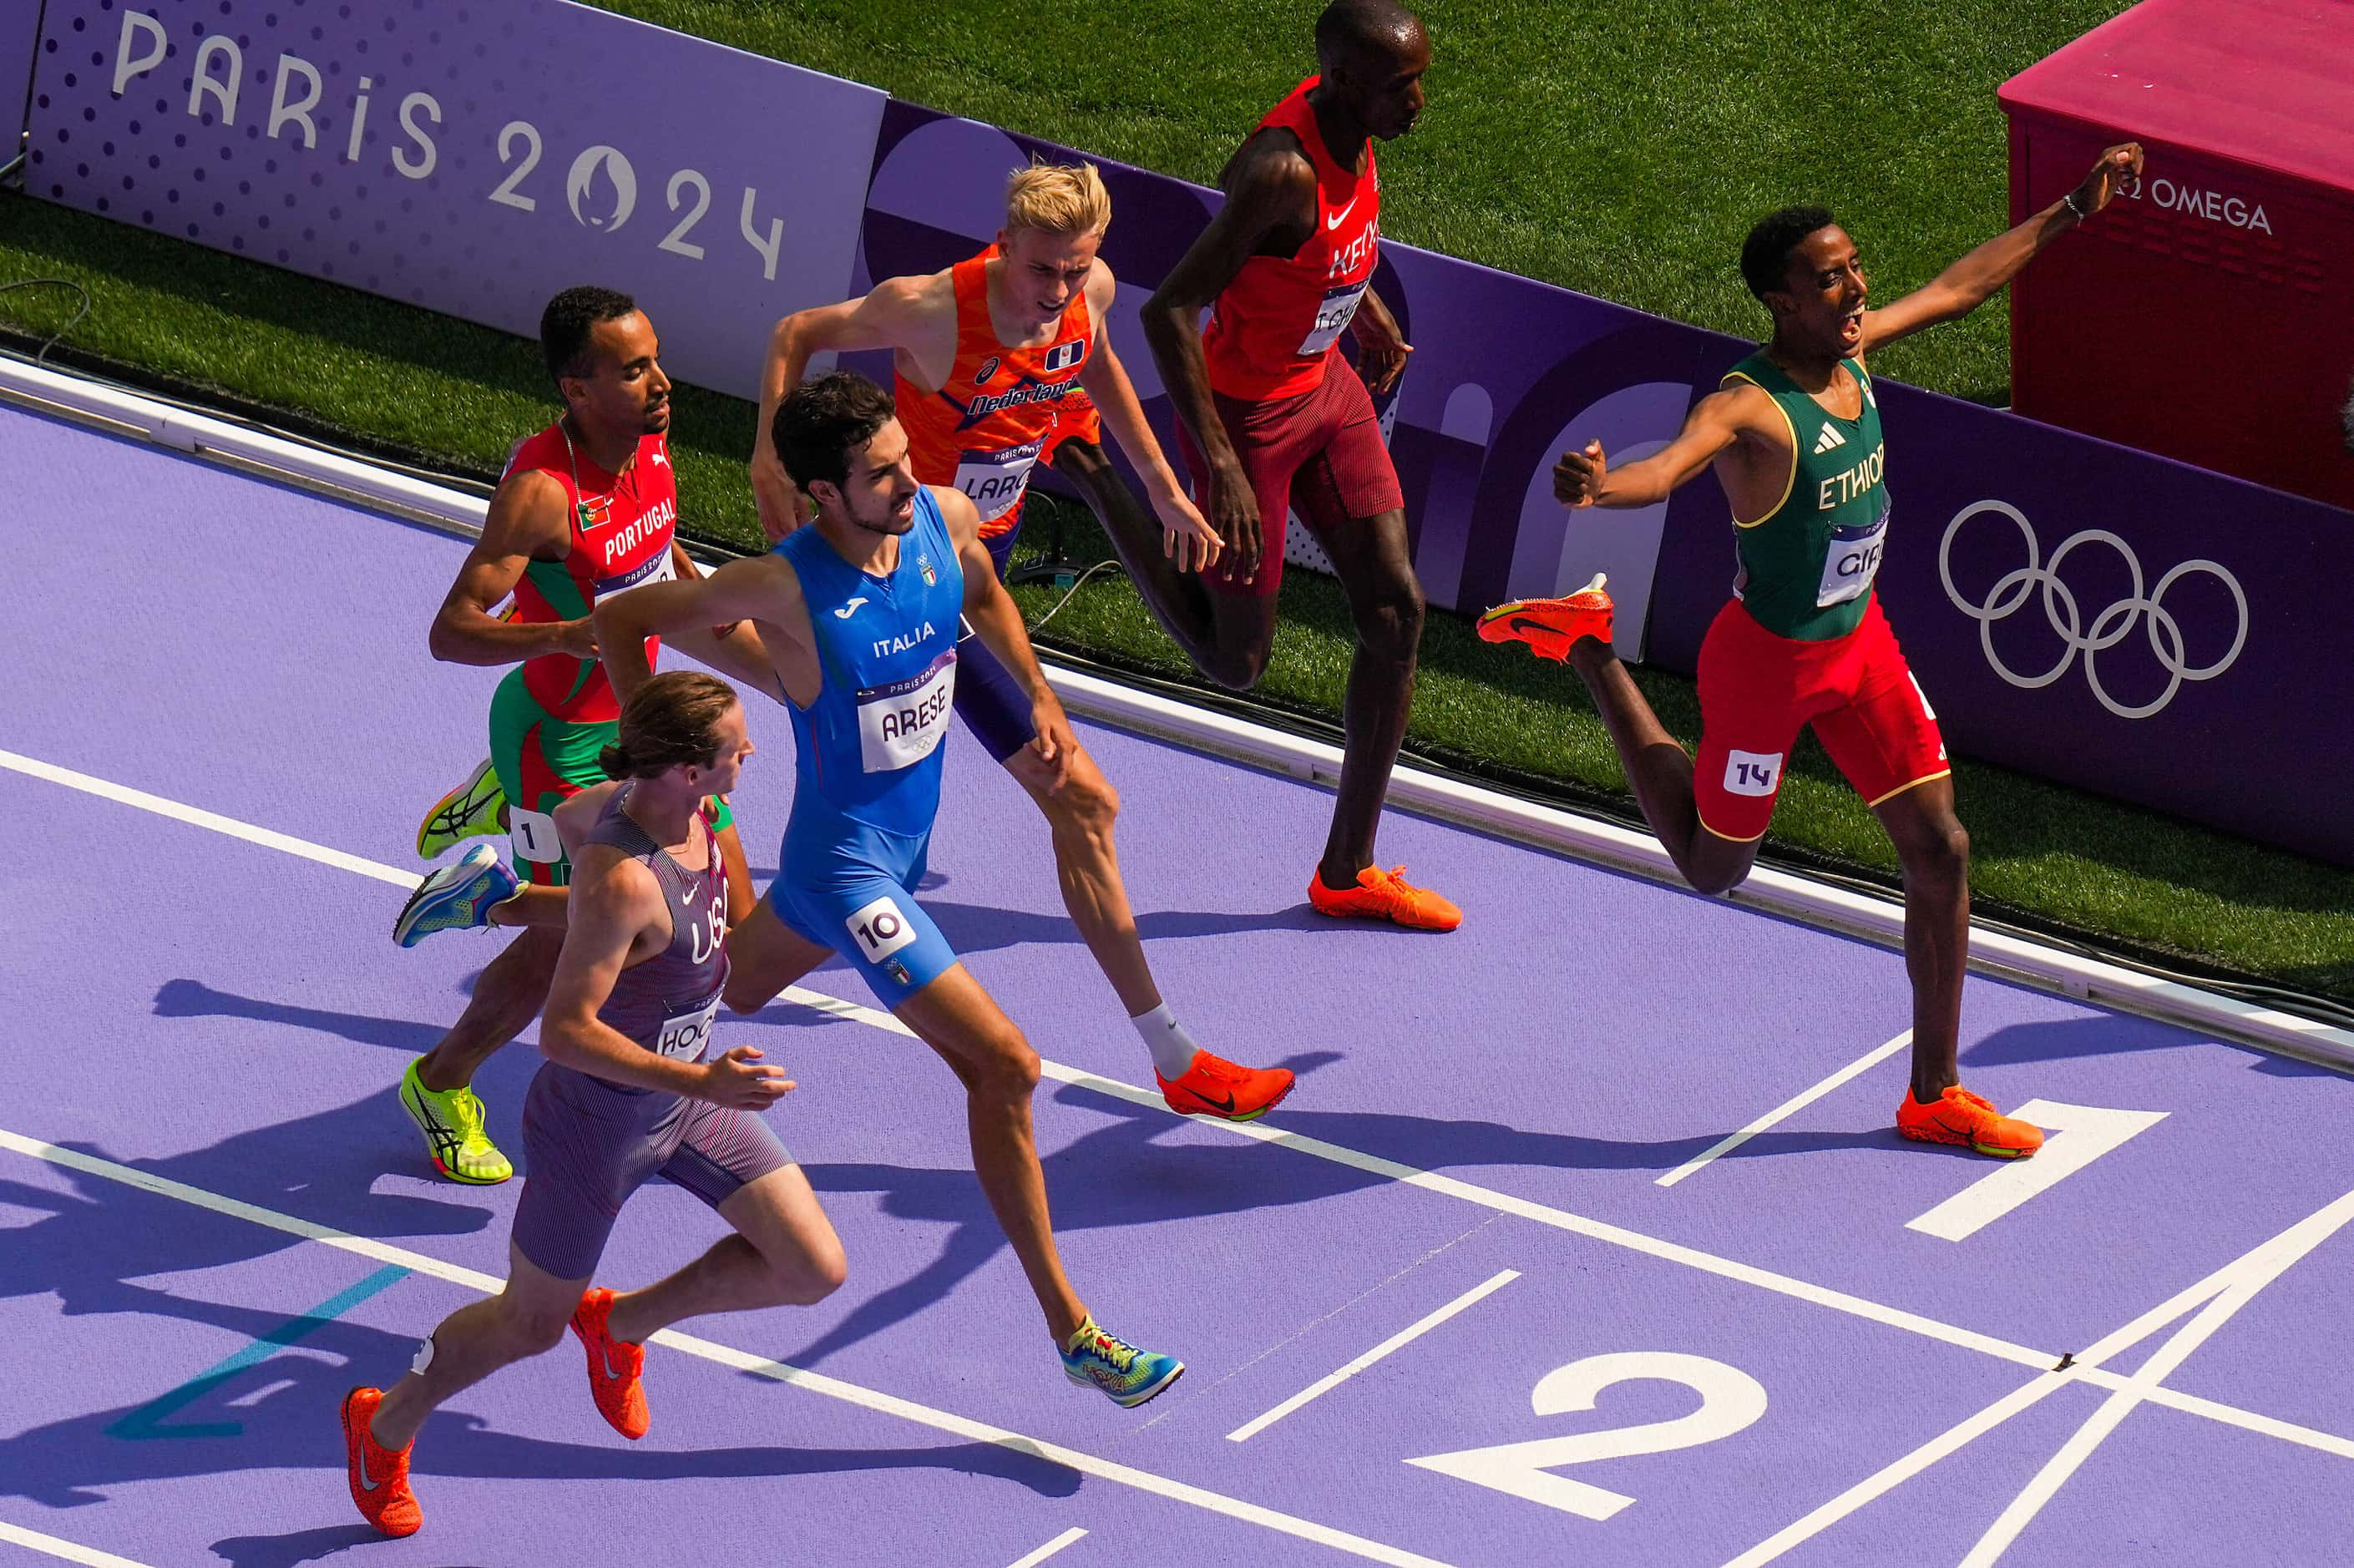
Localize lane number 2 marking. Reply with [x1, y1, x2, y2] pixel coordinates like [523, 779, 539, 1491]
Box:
[1908, 1100, 2168, 1242]
[1405, 1353, 1768, 1520]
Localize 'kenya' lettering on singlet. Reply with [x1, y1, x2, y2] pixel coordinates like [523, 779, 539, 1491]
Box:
[1202, 75, 1381, 402]
[580, 784, 730, 1080]
[504, 422, 681, 721]
[897, 248, 1094, 540]
[777, 488, 968, 835]
[1722, 352, 1890, 641]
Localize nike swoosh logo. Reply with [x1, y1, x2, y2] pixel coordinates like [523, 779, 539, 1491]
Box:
[1183, 1089, 1236, 1115]
[1509, 618, 1557, 638]
[600, 1343, 626, 1382]
[1325, 195, 1359, 230]
[357, 1444, 382, 1491]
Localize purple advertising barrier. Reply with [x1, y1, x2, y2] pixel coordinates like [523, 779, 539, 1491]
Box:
[4, 1, 38, 141]
[1648, 370, 2354, 866]
[23, 0, 885, 396]
[853, 99, 1733, 656]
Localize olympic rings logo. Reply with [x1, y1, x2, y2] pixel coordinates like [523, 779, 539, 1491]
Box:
[1937, 501, 2249, 721]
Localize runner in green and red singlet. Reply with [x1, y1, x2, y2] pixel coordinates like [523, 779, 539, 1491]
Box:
[1480, 143, 2141, 1160]
[388, 287, 771, 1185]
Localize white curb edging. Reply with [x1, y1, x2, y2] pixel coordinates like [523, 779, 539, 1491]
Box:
[6, 352, 2346, 1070]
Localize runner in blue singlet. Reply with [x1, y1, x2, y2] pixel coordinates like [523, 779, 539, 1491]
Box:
[594, 371, 1184, 1409]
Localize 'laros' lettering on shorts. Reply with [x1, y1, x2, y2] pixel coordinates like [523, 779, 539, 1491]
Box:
[511, 807, 563, 864]
[1724, 749, 1784, 797]
[656, 997, 720, 1061]
[856, 650, 958, 773]
[1296, 281, 1369, 357]
[953, 435, 1047, 524]
[846, 894, 919, 964]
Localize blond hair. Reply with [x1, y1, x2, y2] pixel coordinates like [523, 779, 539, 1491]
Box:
[1004, 161, 1111, 240]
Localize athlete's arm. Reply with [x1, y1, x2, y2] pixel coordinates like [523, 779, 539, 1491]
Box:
[1142, 139, 1321, 582]
[1349, 284, 1411, 397]
[1072, 266, 1221, 572]
[1553, 386, 1759, 509]
[653, 539, 782, 696]
[427, 468, 599, 665]
[1860, 144, 2143, 354]
[940, 485, 1076, 788]
[539, 846, 792, 1107]
[593, 554, 809, 707]
[751, 276, 946, 543]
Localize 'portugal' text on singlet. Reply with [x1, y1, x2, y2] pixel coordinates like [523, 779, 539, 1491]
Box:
[1202, 75, 1381, 402]
[504, 422, 680, 721]
[897, 248, 1095, 540]
[576, 784, 730, 1085]
[776, 488, 968, 836]
[1721, 352, 1890, 641]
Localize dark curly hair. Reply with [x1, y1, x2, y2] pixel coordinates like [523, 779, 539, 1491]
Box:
[539, 285, 638, 389]
[771, 370, 898, 492]
[1739, 206, 1837, 303]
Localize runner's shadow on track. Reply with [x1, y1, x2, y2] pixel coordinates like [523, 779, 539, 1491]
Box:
[1964, 1015, 2332, 1077]
[776, 1058, 1894, 1366]
[0, 1085, 494, 1341]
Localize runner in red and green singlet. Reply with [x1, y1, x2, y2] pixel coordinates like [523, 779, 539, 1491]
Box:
[1481, 144, 2143, 1161]
[388, 288, 772, 1186]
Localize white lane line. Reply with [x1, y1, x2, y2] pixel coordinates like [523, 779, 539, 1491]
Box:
[1004, 1527, 1089, 1568]
[1721, 1182, 2354, 1567]
[1228, 1270, 1521, 1444]
[1957, 1186, 2354, 1567]
[14, 749, 2354, 1463]
[0, 1129, 1450, 1568]
[0, 748, 421, 889]
[1906, 1102, 2169, 1243]
[0, 1520, 157, 1568]
[1655, 1031, 1911, 1188]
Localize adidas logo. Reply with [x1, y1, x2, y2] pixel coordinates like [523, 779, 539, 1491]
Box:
[1812, 424, 1849, 455]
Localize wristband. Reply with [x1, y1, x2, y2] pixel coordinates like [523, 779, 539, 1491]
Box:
[2062, 190, 2088, 221]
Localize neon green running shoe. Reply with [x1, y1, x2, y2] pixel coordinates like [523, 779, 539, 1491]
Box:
[1060, 1316, 1184, 1409]
[417, 756, 507, 860]
[399, 1059, 513, 1185]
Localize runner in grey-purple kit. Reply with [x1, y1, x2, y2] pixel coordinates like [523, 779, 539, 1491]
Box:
[339, 670, 847, 1539]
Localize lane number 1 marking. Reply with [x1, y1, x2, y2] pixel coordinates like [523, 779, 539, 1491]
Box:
[1908, 1100, 2169, 1242]
[1405, 1352, 1768, 1521]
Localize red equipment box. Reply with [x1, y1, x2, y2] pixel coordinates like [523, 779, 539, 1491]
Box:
[2000, 0, 2354, 510]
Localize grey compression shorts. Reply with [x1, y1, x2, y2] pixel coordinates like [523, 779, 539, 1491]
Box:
[510, 1059, 794, 1282]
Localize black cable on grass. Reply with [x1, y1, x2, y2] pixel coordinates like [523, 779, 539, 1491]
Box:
[0, 278, 93, 362]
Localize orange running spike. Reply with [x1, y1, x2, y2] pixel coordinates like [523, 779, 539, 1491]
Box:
[1896, 1085, 2045, 1159]
[1307, 865, 1462, 932]
[571, 1287, 651, 1439]
[342, 1387, 423, 1537]
[1158, 1050, 1296, 1121]
[1477, 573, 1616, 663]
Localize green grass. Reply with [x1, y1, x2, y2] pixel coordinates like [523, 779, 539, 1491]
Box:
[6, 0, 2353, 1001]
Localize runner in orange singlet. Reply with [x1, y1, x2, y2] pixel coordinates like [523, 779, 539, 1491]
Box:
[1142, 0, 1455, 932]
[745, 164, 1293, 1122]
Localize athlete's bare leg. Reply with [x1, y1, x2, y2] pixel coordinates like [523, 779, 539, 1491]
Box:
[368, 1242, 587, 1449]
[1054, 439, 1277, 691]
[1874, 778, 1971, 1104]
[486, 884, 571, 930]
[412, 927, 564, 1094]
[605, 1165, 847, 1343]
[1001, 741, 1159, 1016]
[1314, 505, 1425, 888]
[718, 895, 836, 1018]
[894, 965, 1088, 1345]
[1566, 635, 1759, 894]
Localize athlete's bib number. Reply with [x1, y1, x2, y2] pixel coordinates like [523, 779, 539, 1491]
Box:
[511, 807, 563, 864]
[856, 650, 958, 773]
[1296, 281, 1369, 357]
[846, 894, 919, 964]
[952, 436, 1046, 524]
[656, 996, 721, 1062]
[1816, 505, 1888, 609]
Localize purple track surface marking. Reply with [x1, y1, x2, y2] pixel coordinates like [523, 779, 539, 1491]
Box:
[4, 402, 2352, 1565]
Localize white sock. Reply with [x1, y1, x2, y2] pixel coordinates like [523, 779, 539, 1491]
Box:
[1131, 1003, 1201, 1080]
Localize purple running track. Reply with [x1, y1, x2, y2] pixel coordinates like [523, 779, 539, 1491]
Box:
[3, 402, 2351, 1567]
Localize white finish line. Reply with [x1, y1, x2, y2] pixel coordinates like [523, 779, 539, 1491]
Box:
[1654, 1030, 1912, 1188]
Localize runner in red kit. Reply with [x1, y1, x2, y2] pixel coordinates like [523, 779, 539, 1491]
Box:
[1142, 0, 1455, 931]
